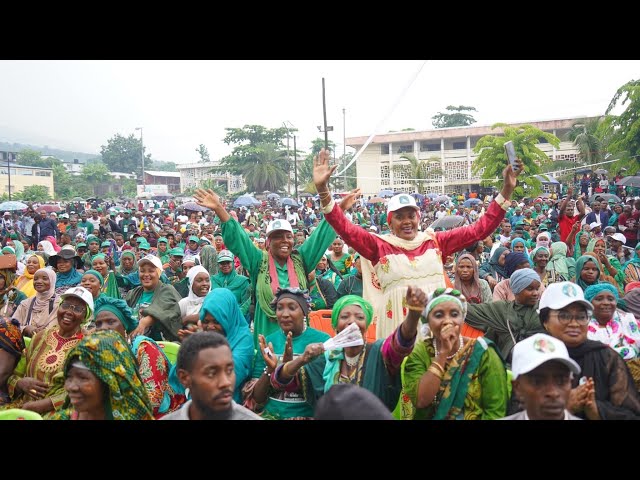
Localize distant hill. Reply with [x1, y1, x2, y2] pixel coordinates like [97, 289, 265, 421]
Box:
[0, 141, 100, 163]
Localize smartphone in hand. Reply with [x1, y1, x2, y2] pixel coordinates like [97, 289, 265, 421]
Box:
[504, 141, 519, 172]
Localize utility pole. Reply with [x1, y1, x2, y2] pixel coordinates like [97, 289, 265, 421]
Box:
[293, 135, 298, 201]
[135, 127, 144, 188]
[286, 132, 291, 195]
[6, 152, 12, 200]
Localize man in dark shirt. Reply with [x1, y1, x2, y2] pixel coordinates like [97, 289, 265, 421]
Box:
[31, 209, 59, 247]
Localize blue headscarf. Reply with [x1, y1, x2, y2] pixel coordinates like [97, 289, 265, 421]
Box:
[55, 262, 83, 288]
[510, 238, 532, 266]
[584, 283, 619, 302]
[510, 268, 540, 295]
[170, 288, 253, 403]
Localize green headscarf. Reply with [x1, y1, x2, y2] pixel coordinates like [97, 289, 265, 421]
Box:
[83, 269, 104, 286]
[574, 255, 601, 291]
[331, 295, 373, 330]
[61, 330, 154, 420]
[116, 250, 137, 275]
[547, 242, 569, 277]
[94, 296, 138, 333]
[423, 287, 468, 321]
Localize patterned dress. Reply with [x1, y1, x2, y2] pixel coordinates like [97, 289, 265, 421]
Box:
[2, 325, 83, 410]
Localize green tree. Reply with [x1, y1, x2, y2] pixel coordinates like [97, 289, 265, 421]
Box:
[20, 185, 50, 202]
[239, 143, 289, 193]
[218, 125, 291, 176]
[565, 117, 608, 166]
[122, 178, 138, 198]
[16, 149, 48, 167]
[472, 123, 559, 198]
[393, 154, 441, 193]
[150, 161, 177, 172]
[603, 79, 640, 173]
[432, 105, 478, 129]
[196, 144, 210, 163]
[100, 134, 150, 179]
[81, 161, 111, 185]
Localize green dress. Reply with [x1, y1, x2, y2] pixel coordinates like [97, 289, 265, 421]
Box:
[221, 217, 337, 347]
[402, 337, 508, 420]
[210, 270, 251, 317]
[251, 327, 330, 419]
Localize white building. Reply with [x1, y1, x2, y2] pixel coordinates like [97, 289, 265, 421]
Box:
[177, 162, 245, 194]
[346, 117, 591, 196]
[109, 171, 136, 180]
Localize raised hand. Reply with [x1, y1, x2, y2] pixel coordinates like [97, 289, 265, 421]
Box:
[258, 334, 278, 372]
[339, 188, 362, 212]
[313, 148, 337, 188]
[282, 331, 294, 364]
[194, 189, 222, 212]
[502, 158, 524, 198]
[406, 285, 428, 313]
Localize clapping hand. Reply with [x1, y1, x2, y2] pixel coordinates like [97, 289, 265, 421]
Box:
[282, 331, 294, 365]
[258, 334, 278, 372]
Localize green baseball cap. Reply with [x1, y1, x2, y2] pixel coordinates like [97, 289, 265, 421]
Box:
[157, 237, 168, 244]
[76, 242, 87, 248]
[169, 247, 184, 257]
[188, 235, 199, 243]
[101, 241, 111, 247]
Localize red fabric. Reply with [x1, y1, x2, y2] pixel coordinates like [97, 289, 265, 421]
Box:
[558, 214, 580, 243]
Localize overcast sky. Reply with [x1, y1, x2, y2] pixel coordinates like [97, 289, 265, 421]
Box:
[0, 60, 638, 165]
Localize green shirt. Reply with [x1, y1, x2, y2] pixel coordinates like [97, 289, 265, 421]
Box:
[77, 221, 94, 234]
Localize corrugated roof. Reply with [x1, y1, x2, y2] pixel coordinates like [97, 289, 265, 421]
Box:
[144, 170, 181, 178]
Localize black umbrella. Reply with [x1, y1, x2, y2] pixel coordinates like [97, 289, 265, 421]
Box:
[430, 215, 465, 231]
[589, 193, 621, 203]
[616, 176, 640, 188]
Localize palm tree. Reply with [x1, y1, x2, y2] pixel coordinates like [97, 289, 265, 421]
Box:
[240, 143, 289, 193]
[393, 154, 442, 193]
[565, 117, 607, 166]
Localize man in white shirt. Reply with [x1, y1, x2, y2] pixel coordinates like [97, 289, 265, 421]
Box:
[435, 205, 447, 220]
[161, 332, 262, 420]
[501, 333, 582, 420]
[88, 209, 101, 231]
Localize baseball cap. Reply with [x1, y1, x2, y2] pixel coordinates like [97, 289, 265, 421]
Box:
[257, 238, 265, 244]
[157, 237, 168, 244]
[100, 241, 111, 248]
[60, 286, 95, 316]
[169, 247, 184, 257]
[138, 242, 151, 251]
[217, 249, 234, 263]
[266, 219, 293, 238]
[188, 235, 199, 243]
[138, 254, 162, 270]
[589, 221, 602, 229]
[386, 194, 418, 214]
[2, 212, 9, 216]
[369, 225, 378, 232]
[511, 333, 581, 380]
[607, 232, 626, 244]
[537, 281, 593, 314]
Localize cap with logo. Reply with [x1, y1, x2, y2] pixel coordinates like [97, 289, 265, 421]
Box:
[511, 333, 581, 380]
[188, 235, 200, 243]
[217, 249, 234, 263]
[387, 194, 419, 214]
[589, 221, 602, 229]
[138, 254, 162, 270]
[60, 286, 95, 316]
[266, 219, 293, 238]
[537, 281, 593, 314]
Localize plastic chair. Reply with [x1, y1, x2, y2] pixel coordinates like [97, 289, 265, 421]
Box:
[157, 341, 180, 365]
[365, 322, 377, 343]
[307, 309, 335, 337]
[0, 409, 43, 420]
[461, 322, 484, 339]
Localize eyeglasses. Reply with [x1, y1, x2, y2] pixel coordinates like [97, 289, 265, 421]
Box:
[59, 303, 86, 315]
[551, 311, 589, 325]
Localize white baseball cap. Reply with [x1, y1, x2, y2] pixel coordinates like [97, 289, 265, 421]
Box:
[386, 194, 419, 214]
[607, 233, 626, 244]
[60, 286, 95, 315]
[266, 219, 293, 238]
[138, 254, 163, 270]
[2, 212, 10, 216]
[537, 281, 593, 314]
[589, 221, 601, 229]
[369, 225, 378, 232]
[511, 333, 581, 380]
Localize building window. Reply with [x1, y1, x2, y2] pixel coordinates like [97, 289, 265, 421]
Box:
[420, 142, 440, 152]
[35, 171, 51, 177]
[452, 141, 466, 150]
[381, 144, 389, 155]
[538, 137, 549, 144]
[396, 144, 413, 154]
[19, 169, 33, 176]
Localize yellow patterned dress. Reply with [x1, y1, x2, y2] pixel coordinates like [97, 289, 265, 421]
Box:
[2, 325, 83, 410]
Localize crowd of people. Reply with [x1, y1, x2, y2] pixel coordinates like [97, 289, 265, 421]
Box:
[0, 151, 639, 420]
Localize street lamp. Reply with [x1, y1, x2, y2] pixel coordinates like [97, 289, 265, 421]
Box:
[135, 127, 144, 187]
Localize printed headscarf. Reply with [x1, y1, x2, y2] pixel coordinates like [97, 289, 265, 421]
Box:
[331, 295, 374, 329]
[63, 330, 154, 420]
[0, 318, 25, 358]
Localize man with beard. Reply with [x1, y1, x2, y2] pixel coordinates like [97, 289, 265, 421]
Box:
[160, 332, 261, 420]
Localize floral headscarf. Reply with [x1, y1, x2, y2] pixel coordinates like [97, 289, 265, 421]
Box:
[62, 330, 154, 420]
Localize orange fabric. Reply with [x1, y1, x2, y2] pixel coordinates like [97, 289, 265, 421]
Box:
[461, 323, 484, 339]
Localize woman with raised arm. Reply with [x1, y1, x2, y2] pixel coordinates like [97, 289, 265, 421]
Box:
[193, 188, 353, 347]
[313, 147, 523, 339]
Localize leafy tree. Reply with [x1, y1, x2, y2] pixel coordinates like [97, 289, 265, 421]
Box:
[218, 125, 291, 176]
[100, 134, 150, 179]
[151, 161, 177, 172]
[603, 79, 640, 173]
[240, 143, 289, 193]
[20, 185, 50, 202]
[432, 105, 478, 129]
[81, 161, 111, 185]
[122, 178, 138, 198]
[16, 149, 48, 168]
[565, 117, 608, 166]
[196, 144, 210, 163]
[472, 123, 559, 198]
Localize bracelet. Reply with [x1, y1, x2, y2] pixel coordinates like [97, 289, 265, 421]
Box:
[263, 366, 273, 377]
[321, 199, 336, 215]
[430, 361, 445, 375]
[407, 305, 424, 312]
[427, 365, 443, 380]
[494, 193, 511, 212]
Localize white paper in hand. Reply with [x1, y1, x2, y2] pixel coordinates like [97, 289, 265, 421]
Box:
[323, 322, 364, 351]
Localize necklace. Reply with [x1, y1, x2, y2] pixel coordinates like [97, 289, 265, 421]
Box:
[433, 336, 463, 360]
[344, 351, 362, 368]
